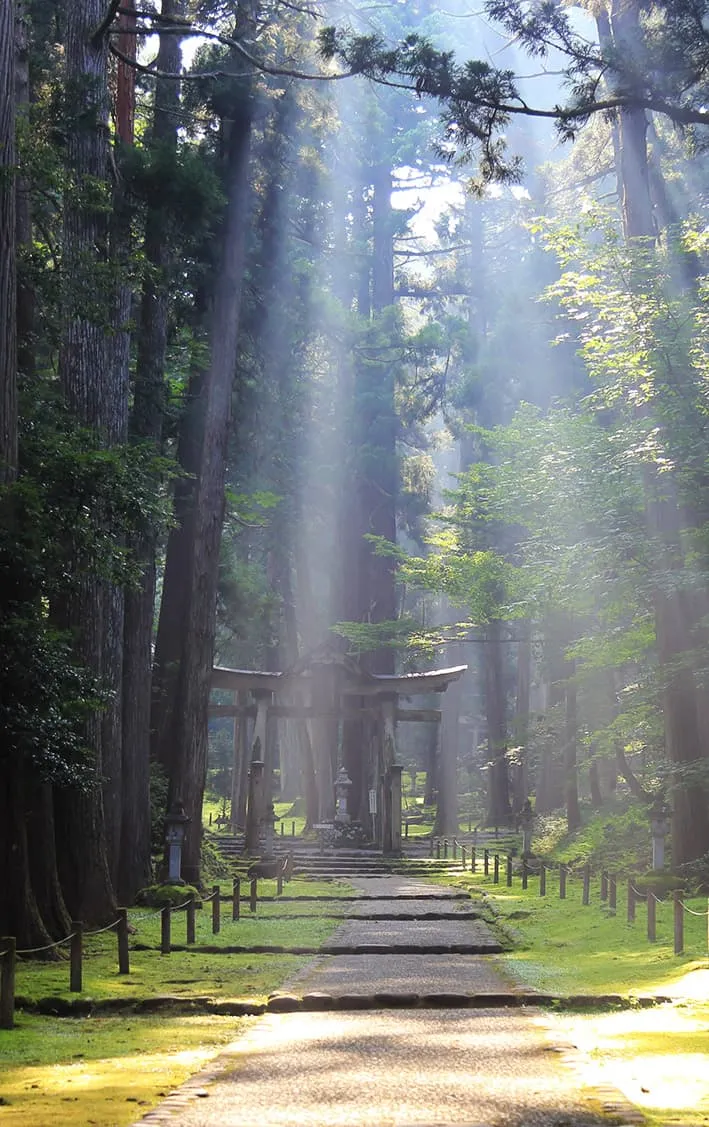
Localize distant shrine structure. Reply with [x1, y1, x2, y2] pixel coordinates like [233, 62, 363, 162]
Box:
[209, 647, 467, 854]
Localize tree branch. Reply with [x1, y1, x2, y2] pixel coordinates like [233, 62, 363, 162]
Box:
[92, 0, 122, 45]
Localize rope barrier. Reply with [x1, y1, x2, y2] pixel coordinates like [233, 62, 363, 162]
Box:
[17, 933, 75, 956]
[85, 917, 122, 936]
[678, 900, 709, 916]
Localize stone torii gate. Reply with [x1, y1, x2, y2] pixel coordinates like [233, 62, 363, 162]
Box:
[209, 651, 467, 855]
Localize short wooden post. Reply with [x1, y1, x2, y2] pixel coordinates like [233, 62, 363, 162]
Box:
[116, 908, 130, 974]
[436, 839, 441, 860]
[522, 858, 528, 890]
[493, 854, 500, 884]
[280, 821, 284, 836]
[627, 881, 635, 924]
[647, 891, 656, 942]
[506, 856, 513, 887]
[559, 864, 566, 900]
[582, 864, 590, 906]
[161, 906, 171, 954]
[0, 937, 16, 1029]
[600, 870, 608, 900]
[187, 893, 196, 942]
[277, 862, 284, 896]
[609, 874, 617, 913]
[250, 877, 258, 912]
[212, 884, 220, 934]
[470, 846, 476, 873]
[292, 820, 296, 838]
[673, 890, 683, 955]
[484, 848, 489, 876]
[461, 845, 467, 868]
[443, 839, 448, 859]
[232, 878, 241, 921]
[405, 822, 409, 839]
[70, 921, 83, 991]
[540, 865, 546, 896]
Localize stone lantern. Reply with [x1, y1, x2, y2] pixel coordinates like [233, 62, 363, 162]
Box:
[649, 798, 671, 870]
[164, 801, 190, 883]
[334, 765, 353, 824]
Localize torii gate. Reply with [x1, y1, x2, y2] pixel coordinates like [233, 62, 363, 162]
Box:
[209, 650, 467, 854]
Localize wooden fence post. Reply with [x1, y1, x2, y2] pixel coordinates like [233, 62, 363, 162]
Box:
[600, 871, 608, 900]
[673, 891, 684, 955]
[116, 909, 130, 974]
[540, 865, 546, 896]
[506, 856, 513, 887]
[444, 839, 449, 859]
[212, 885, 220, 934]
[582, 864, 590, 906]
[471, 846, 476, 873]
[608, 874, 617, 913]
[250, 877, 258, 912]
[277, 861, 284, 896]
[161, 906, 171, 954]
[292, 821, 296, 838]
[559, 864, 567, 900]
[493, 855, 500, 884]
[484, 849, 489, 876]
[0, 937, 16, 1029]
[522, 858, 528, 890]
[627, 881, 635, 924]
[436, 839, 441, 860]
[461, 845, 467, 868]
[70, 921, 83, 991]
[647, 891, 656, 942]
[232, 878, 241, 922]
[187, 893, 197, 943]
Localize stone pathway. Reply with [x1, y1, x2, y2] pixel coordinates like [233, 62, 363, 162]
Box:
[134, 873, 637, 1127]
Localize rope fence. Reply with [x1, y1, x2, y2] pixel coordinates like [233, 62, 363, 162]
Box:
[0, 851, 294, 1030]
[463, 850, 709, 959]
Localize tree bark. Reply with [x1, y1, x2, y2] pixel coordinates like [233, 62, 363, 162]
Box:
[119, 0, 185, 904]
[0, 0, 17, 484]
[484, 619, 511, 826]
[54, 0, 117, 925]
[152, 97, 254, 885]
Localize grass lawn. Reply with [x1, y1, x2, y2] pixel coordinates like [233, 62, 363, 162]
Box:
[0, 877, 351, 1126]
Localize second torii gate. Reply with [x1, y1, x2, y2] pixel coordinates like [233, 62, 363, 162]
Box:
[209, 650, 467, 854]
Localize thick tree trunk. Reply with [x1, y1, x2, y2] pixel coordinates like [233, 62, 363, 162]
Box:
[485, 620, 511, 826]
[564, 666, 581, 832]
[0, 762, 53, 947]
[119, 0, 185, 904]
[434, 641, 463, 835]
[54, 0, 117, 925]
[0, 0, 17, 483]
[152, 102, 253, 884]
[511, 628, 531, 811]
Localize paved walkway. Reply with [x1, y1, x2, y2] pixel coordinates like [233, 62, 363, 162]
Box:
[135, 874, 634, 1127]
